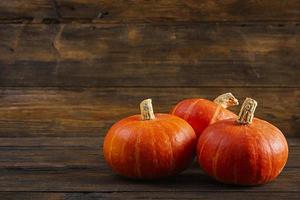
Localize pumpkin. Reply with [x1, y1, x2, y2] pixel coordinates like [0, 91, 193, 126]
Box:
[171, 93, 239, 138]
[197, 98, 288, 185]
[103, 99, 197, 179]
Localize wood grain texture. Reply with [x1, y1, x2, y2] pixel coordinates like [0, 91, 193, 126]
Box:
[0, 0, 56, 22]
[1, 192, 300, 200]
[0, 137, 298, 169]
[0, 23, 299, 87]
[0, 88, 298, 137]
[0, 0, 300, 23]
[0, 1, 299, 198]
[0, 168, 298, 192]
[0, 137, 297, 194]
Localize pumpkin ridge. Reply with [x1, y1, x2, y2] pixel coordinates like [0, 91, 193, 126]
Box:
[157, 120, 175, 175]
[168, 119, 189, 172]
[253, 126, 264, 183]
[212, 133, 226, 178]
[261, 119, 289, 178]
[261, 119, 287, 151]
[134, 124, 143, 178]
[108, 121, 139, 168]
[171, 100, 182, 115]
[168, 119, 189, 143]
[170, 119, 196, 148]
[242, 124, 257, 184]
[209, 104, 221, 125]
[120, 125, 138, 176]
[107, 129, 119, 168]
[150, 123, 158, 175]
[251, 127, 258, 184]
[165, 118, 181, 134]
[183, 99, 200, 121]
[107, 134, 116, 167]
[265, 132, 276, 183]
[233, 137, 239, 184]
[260, 129, 273, 183]
[197, 132, 212, 163]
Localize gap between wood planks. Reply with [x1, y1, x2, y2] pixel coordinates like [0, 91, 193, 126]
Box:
[0, 86, 299, 89]
[0, 17, 300, 25]
[0, 87, 298, 137]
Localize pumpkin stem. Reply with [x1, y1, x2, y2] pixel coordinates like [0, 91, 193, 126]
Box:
[140, 98, 155, 120]
[213, 93, 239, 108]
[237, 98, 257, 124]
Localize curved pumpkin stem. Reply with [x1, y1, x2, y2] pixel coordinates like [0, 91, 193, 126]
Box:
[140, 99, 155, 120]
[213, 93, 239, 108]
[237, 98, 257, 124]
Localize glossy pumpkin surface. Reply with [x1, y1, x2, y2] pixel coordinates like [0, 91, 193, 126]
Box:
[103, 113, 197, 179]
[197, 118, 288, 185]
[171, 98, 236, 138]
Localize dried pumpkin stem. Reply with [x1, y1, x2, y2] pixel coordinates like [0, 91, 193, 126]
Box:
[213, 93, 239, 108]
[140, 98, 155, 120]
[237, 98, 258, 125]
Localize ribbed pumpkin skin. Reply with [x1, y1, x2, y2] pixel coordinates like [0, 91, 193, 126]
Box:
[171, 99, 236, 138]
[197, 118, 288, 185]
[103, 114, 197, 179]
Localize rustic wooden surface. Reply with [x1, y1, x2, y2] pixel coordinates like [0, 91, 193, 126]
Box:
[0, 0, 300, 23]
[0, 23, 299, 87]
[0, 0, 299, 199]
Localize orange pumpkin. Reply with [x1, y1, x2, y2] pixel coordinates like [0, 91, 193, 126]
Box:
[103, 99, 197, 179]
[197, 98, 288, 185]
[171, 93, 239, 138]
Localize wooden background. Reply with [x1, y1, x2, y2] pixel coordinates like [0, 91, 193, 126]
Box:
[0, 0, 299, 199]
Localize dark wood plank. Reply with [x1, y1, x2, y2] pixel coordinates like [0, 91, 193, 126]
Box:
[0, 137, 102, 170]
[0, 167, 298, 192]
[0, 0, 300, 23]
[0, 138, 298, 192]
[0, 0, 56, 22]
[0, 23, 299, 87]
[1, 192, 299, 200]
[0, 137, 298, 169]
[56, 0, 300, 23]
[0, 88, 298, 137]
[0, 148, 100, 169]
[0, 137, 99, 147]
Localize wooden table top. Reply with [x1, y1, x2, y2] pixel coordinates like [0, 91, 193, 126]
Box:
[0, 1, 299, 199]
